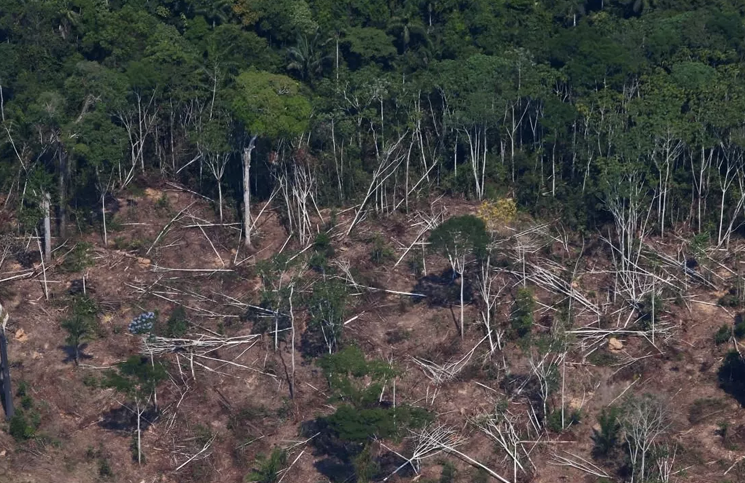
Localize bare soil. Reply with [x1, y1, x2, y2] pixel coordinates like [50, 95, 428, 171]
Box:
[0, 184, 744, 483]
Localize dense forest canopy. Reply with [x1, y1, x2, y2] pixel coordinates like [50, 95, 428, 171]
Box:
[2, 0, 745, 243]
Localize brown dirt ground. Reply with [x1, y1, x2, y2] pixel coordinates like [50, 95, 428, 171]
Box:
[1, 185, 745, 483]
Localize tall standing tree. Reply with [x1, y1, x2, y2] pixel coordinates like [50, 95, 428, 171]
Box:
[231, 69, 311, 247]
[429, 215, 489, 338]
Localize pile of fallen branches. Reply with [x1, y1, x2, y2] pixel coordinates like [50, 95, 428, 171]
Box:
[567, 323, 675, 356]
[125, 280, 244, 319]
[334, 259, 425, 298]
[381, 423, 464, 481]
[512, 258, 602, 317]
[141, 332, 272, 381]
[141, 333, 260, 356]
[473, 408, 529, 483]
[412, 333, 490, 385]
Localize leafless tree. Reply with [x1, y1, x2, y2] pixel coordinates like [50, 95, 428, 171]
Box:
[478, 251, 507, 354]
[622, 393, 671, 483]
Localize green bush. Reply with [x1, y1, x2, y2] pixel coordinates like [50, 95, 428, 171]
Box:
[305, 279, 348, 354]
[164, 306, 189, 337]
[735, 315, 745, 340]
[98, 457, 114, 478]
[547, 407, 581, 432]
[588, 350, 618, 366]
[246, 448, 286, 483]
[716, 324, 732, 345]
[720, 285, 744, 308]
[592, 407, 621, 458]
[369, 234, 394, 265]
[60, 242, 94, 273]
[719, 351, 745, 406]
[439, 461, 457, 483]
[313, 232, 334, 257]
[510, 288, 535, 339]
[352, 445, 378, 483]
[326, 404, 430, 443]
[317, 346, 396, 405]
[689, 397, 728, 424]
[310, 232, 335, 272]
[61, 242, 91, 272]
[155, 193, 171, 212]
[9, 410, 39, 441]
[61, 296, 98, 365]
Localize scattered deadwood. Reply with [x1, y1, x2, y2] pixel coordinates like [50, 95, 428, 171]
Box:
[550, 451, 611, 479]
[146, 201, 197, 255]
[335, 259, 425, 298]
[174, 434, 216, 472]
[413, 332, 490, 385]
[141, 333, 260, 356]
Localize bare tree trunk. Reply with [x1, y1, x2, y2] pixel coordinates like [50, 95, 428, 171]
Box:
[460, 266, 465, 338]
[242, 136, 257, 248]
[58, 148, 67, 240]
[289, 286, 296, 398]
[136, 398, 142, 465]
[102, 193, 108, 246]
[42, 192, 51, 263]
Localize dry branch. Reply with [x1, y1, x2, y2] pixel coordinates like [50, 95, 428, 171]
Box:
[413, 332, 490, 384]
[550, 451, 610, 478]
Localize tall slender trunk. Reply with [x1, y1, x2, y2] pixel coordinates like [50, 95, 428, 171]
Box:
[217, 181, 223, 222]
[102, 193, 108, 246]
[242, 136, 257, 248]
[58, 148, 67, 240]
[42, 192, 51, 263]
[460, 257, 466, 338]
[136, 398, 142, 465]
